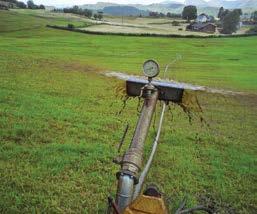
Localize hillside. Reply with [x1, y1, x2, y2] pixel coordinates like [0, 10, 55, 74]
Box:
[0, 9, 257, 213]
[103, 6, 148, 16]
[80, 2, 118, 11]
[81, 0, 257, 16]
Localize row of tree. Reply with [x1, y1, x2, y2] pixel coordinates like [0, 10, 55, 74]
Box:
[27, 0, 45, 9]
[53, 6, 103, 20]
[1, 0, 45, 9]
[149, 11, 181, 18]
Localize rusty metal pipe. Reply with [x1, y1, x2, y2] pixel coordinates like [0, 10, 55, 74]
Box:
[133, 102, 167, 199]
[115, 84, 158, 212]
[130, 87, 158, 152]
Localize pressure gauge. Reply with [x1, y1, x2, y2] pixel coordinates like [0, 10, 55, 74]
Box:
[143, 60, 160, 78]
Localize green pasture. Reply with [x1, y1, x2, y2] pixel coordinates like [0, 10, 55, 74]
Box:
[0, 10, 257, 213]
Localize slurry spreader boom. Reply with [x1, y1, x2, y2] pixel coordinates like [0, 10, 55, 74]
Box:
[105, 55, 216, 214]
[107, 60, 212, 214]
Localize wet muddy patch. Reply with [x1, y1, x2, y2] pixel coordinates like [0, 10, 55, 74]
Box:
[104, 71, 249, 96]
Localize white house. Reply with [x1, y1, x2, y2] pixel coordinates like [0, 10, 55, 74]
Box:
[196, 13, 209, 23]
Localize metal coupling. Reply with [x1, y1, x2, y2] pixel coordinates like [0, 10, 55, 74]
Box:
[142, 83, 157, 99]
[121, 148, 143, 177]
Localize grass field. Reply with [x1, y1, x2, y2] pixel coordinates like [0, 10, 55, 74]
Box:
[83, 15, 250, 36]
[0, 10, 257, 213]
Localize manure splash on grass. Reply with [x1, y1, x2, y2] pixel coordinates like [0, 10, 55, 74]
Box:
[104, 71, 248, 125]
[104, 71, 248, 96]
[179, 90, 206, 125]
[114, 82, 130, 115]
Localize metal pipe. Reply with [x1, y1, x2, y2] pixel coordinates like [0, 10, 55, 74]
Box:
[115, 84, 158, 212]
[130, 86, 158, 152]
[133, 102, 167, 199]
[132, 57, 179, 199]
[115, 174, 134, 212]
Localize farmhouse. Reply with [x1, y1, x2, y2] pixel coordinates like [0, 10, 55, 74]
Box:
[186, 22, 216, 33]
[196, 13, 210, 23]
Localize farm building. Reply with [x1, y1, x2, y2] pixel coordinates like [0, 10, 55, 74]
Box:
[186, 22, 216, 33]
[196, 13, 210, 23]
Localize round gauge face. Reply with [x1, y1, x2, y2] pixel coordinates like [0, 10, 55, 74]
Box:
[143, 60, 160, 78]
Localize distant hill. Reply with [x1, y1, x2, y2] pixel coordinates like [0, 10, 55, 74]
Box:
[167, 3, 185, 9]
[188, 0, 257, 9]
[81, 2, 118, 11]
[185, 0, 208, 7]
[103, 6, 148, 16]
[208, 0, 257, 8]
[81, 0, 257, 17]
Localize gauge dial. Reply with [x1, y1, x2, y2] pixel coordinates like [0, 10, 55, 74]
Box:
[143, 60, 160, 78]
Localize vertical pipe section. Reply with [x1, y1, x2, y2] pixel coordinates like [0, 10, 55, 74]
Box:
[115, 174, 134, 212]
[115, 85, 158, 212]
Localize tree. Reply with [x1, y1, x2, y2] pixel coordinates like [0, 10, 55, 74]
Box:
[67, 24, 74, 29]
[149, 11, 159, 18]
[234, 9, 242, 16]
[182, 5, 197, 21]
[159, 12, 165, 17]
[219, 9, 230, 21]
[218, 7, 224, 19]
[27, 0, 36, 9]
[221, 9, 241, 34]
[167, 13, 181, 18]
[167, 12, 172, 18]
[84, 9, 92, 18]
[72, 5, 79, 13]
[92, 12, 103, 20]
[251, 11, 257, 21]
[172, 20, 180, 26]
[39, 4, 45, 9]
[97, 11, 103, 20]
[16, 1, 27, 8]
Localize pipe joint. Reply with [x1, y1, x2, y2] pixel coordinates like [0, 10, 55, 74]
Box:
[142, 84, 157, 99]
[121, 148, 142, 176]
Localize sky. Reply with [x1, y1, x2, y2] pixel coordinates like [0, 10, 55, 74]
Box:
[25, 0, 185, 6]
[23, 0, 234, 7]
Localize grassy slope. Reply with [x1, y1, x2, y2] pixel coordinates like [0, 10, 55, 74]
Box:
[0, 10, 256, 213]
[1, 11, 257, 92]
